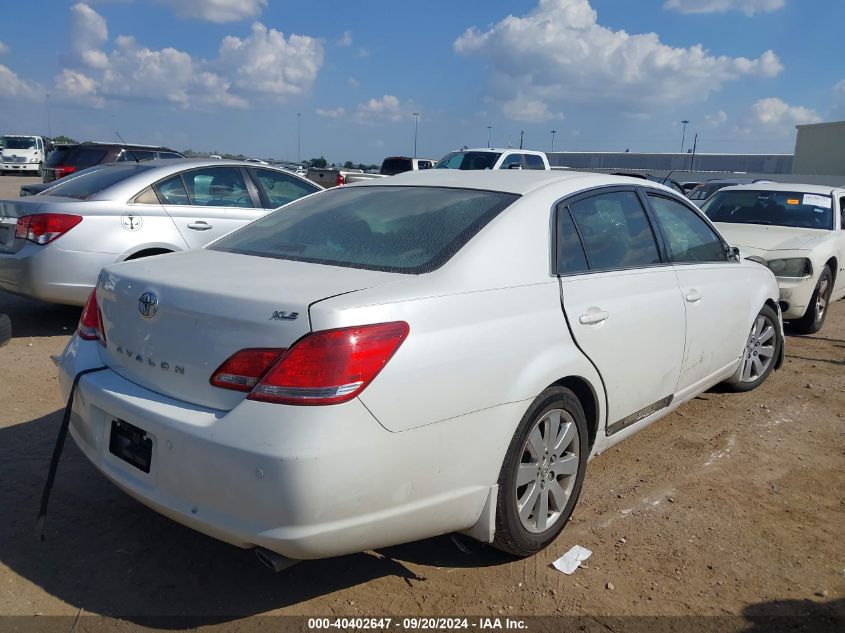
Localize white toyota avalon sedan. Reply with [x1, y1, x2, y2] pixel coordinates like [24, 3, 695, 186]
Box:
[57, 170, 783, 566]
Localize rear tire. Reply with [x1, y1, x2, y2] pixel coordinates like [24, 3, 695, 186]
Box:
[724, 304, 781, 392]
[791, 267, 832, 335]
[492, 387, 588, 557]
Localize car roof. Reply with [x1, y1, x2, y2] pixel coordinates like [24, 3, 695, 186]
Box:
[718, 182, 844, 195]
[447, 147, 545, 155]
[76, 141, 179, 150]
[353, 168, 680, 197]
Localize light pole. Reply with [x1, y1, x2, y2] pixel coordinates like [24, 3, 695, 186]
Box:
[297, 112, 301, 163]
[550, 129, 557, 152]
[680, 119, 690, 153]
[413, 112, 420, 157]
[487, 126, 492, 148]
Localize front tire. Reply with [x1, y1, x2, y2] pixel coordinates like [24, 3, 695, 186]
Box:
[492, 387, 588, 557]
[791, 267, 832, 334]
[724, 304, 781, 392]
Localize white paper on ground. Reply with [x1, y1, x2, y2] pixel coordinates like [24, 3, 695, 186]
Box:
[552, 545, 592, 574]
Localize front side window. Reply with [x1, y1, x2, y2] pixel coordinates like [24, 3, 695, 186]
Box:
[648, 194, 727, 262]
[253, 168, 319, 208]
[567, 190, 661, 270]
[435, 151, 501, 170]
[211, 186, 519, 273]
[182, 167, 253, 208]
[703, 189, 834, 230]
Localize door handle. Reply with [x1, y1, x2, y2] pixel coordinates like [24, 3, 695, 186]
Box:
[187, 221, 212, 231]
[579, 310, 609, 325]
[685, 290, 703, 303]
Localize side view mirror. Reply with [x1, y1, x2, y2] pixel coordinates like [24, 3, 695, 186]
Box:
[727, 246, 741, 261]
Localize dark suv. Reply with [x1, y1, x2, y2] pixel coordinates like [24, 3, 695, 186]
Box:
[42, 142, 184, 183]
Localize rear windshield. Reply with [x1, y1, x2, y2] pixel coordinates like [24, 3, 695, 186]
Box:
[49, 147, 109, 169]
[211, 186, 519, 273]
[45, 147, 73, 166]
[380, 158, 413, 175]
[703, 190, 834, 230]
[44, 164, 152, 200]
[436, 151, 502, 170]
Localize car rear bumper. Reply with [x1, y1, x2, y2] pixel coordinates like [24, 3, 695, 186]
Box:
[57, 337, 513, 560]
[0, 243, 114, 306]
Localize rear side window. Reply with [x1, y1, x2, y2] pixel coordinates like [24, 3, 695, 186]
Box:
[155, 175, 190, 205]
[647, 194, 727, 262]
[43, 164, 152, 200]
[157, 152, 183, 159]
[567, 191, 661, 270]
[211, 186, 519, 273]
[555, 205, 589, 275]
[182, 167, 253, 207]
[524, 154, 545, 170]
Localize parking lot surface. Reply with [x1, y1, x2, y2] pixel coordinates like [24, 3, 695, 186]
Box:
[0, 175, 842, 625]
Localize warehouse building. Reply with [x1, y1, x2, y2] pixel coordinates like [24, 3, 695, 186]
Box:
[792, 120, 845, 177]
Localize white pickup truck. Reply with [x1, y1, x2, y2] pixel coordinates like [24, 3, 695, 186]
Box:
[1, 134, 51, 175]
[434, 148, 550, 170]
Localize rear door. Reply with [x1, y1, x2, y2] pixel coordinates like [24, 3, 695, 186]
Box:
[556, 187, 686, 434]
[155, 166, 264, 248]
[643, 191, 750, 393]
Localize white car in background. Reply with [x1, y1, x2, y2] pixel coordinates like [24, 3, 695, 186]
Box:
[435, 148, 550, 170]
[58, 170, 782, 567]
[703, 183, 845, 333]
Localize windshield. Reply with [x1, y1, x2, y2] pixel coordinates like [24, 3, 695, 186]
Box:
[44, 164, 152, 200]
[687, 183, 733, 201]
[435, 151, 502, 170]
[703, 190, 834, 230]
[211, 185, 519, 273]
[3, 137, 37, 150]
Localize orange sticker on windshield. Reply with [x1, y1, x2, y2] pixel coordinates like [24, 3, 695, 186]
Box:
[786, 199, 800, 205]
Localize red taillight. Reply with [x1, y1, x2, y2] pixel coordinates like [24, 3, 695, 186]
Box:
[54, 165, 77, 179]
[78, 289, 106, 346]
[16, 213, 82, 245]
[335, 173, 346, 186]
[213, 322, 409, 405]
[210, 348, 286, 391]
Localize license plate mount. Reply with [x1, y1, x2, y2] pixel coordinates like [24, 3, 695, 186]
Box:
[109, 419, 153, 473]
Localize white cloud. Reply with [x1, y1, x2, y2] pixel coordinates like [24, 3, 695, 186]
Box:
[348, 77, 360, 88]
[154, 0, 267, 23]
[751, 97, 821, 126]
[56, 4, 322, 109]
[502, 95, 564, 123]
[663, 0, 785, 15]
[218, 22, 324, 99]
[353, 95, 414, 125]
[0, 41, 8, 55]
[835, 80, 845, 95]
[0, 64, 44, 101]
[358, 48, 370, 58]
[454, 0, 783, 120]
[704, 110, 728, 126]
[316, 107, 346, 118]
[338, 30, 353, 47]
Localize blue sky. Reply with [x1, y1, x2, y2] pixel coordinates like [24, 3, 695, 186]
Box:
[1, 0, 843, 163]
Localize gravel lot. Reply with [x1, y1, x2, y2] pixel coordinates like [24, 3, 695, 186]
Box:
[0, 175, 842, 627]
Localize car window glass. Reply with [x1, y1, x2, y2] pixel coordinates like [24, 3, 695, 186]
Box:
[211, 186, 519, 274]
[254, 169, 319, 208]
[133, 186, 160, 205]
[524, 154, 545, 170]
[840, 197, 845, 229]
[499, 154, 523, 170]
[157, 152, 182, 159]
[556, 205, 589, 275]
[182, 167, 253, 208]
[155, 175, 190, 205]
[648, 194, 727, 262]
[703, 190, 833, 230]
[117, 150, 156, 162]
[42, 164, 152, 200]
[568, 190, 660, 270]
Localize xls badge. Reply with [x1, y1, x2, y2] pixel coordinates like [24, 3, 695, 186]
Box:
[270, 311, 299, 321]
[121, 214, 143, 232]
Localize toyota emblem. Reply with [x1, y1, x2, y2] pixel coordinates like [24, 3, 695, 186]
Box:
[138, 291, 159, 318]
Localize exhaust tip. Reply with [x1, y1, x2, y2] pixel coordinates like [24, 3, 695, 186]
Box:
[254, 546, 298, 572]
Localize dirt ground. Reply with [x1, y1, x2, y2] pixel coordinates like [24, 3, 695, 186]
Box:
[0, 175, 843, 628]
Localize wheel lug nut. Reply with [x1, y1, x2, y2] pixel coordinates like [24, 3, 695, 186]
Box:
[547, 473, 553, 480]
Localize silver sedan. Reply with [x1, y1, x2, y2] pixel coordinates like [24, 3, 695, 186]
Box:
[0, 159, 322, 305]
